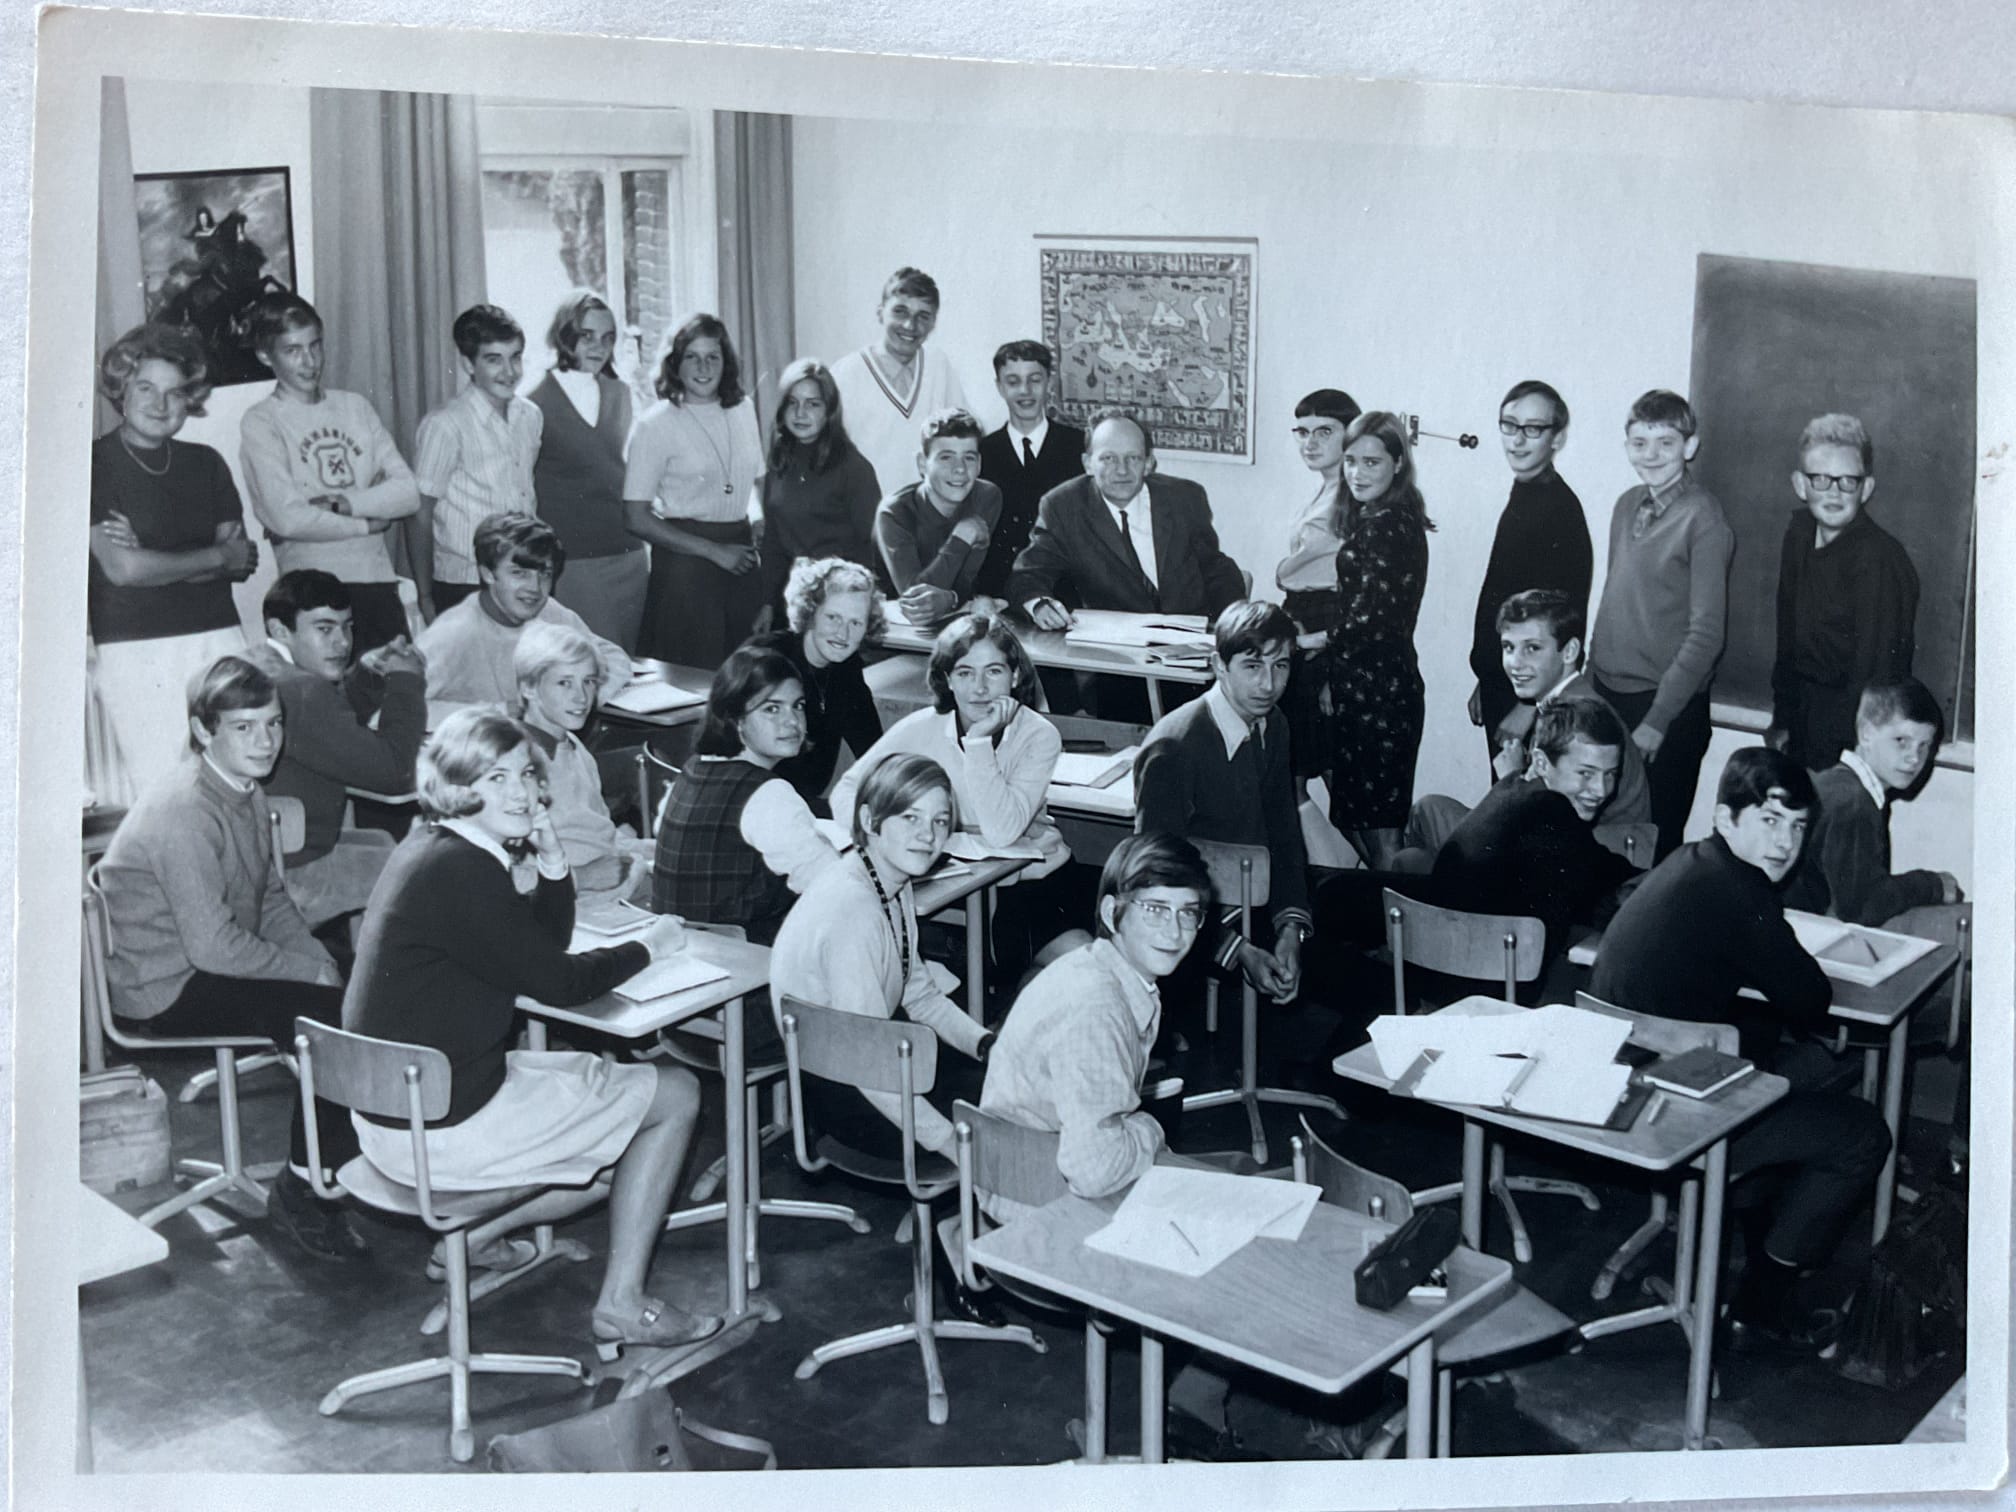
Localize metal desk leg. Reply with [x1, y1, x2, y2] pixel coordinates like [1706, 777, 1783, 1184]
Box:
[1405, 1340, 1434, 1459]
[1460, 1121, 1486, 1249]
[1145, 678, 1166, 722]
[1874, 1020, 1909, 1244]
[1140, 1334, 1165, 1463]
[1684, 1139, 1729, 1450]
[965, 890, 987, 1023]
[721, 994, 749, 1322]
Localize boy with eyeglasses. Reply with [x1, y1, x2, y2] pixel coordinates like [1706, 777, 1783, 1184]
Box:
[1768, 414, 1919, 768]
[1467, 380, 1592, 770]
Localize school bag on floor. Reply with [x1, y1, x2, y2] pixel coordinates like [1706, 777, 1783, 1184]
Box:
[488, 1384, 777, 1473]
[1834, 1183, 1966, 1390]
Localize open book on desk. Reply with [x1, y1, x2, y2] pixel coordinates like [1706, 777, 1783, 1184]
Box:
[603, 676, 707, 717]
[1062, 609, 1211, 651]
[1050, 746, 1137, 788]
[1784, 910, 1940, 987]
[1370, 997, 1636, 1126]
[1084, 1166, 1322, 1278]
[612, 949, 731, 1004]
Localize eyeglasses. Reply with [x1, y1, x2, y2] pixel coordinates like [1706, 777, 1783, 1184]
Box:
[1130, 899, 1207, 932]
[1498, 418, 1558, 441]
[1802, 472, 1865, 494]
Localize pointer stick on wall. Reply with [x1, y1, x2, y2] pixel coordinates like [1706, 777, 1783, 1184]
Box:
[1404, 413, 1481, 449]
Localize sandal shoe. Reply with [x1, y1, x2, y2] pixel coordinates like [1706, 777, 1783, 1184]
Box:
[591, 1297, 724, 1362]
[426, 1235, 539, 1283]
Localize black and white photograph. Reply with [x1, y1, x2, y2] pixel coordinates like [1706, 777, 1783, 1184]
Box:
[10, 5, 2013, 1510]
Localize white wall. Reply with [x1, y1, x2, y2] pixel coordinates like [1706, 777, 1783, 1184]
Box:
[792, 101, 1987, 888]
[123, 81, 314, 637]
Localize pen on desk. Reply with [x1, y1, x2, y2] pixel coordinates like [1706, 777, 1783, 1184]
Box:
[1501, 1054, 1540, 1106]
[1170, 1220, 1201, 1258]
[1646, 1091, 1671, 1126]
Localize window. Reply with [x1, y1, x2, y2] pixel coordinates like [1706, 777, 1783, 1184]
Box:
[477, 103, 717, 413]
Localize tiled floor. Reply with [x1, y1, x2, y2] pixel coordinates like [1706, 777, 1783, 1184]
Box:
[79, 1012, 1966, 1474]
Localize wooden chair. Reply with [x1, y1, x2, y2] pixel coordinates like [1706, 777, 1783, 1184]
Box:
[655, 925, 870, 1287]
[82, 866, 281, 1230]
[1592, 821, 1659, 872]
[949, 1101, 1137, 1463]
[1383, 888, 1600, 1263]
[779, 996, 1046, 1424]
[1180, 839, 1346, 1165]
[293, 1019, 593, 1462]
[1570, 992, 1740, 1323]
[1292, 1120, 1575, 1458]
[172, 800, 307, 1108]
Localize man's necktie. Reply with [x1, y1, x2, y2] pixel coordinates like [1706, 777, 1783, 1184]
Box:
[1022, 435, 1037, 467]
[1115, 508, 1156, 607]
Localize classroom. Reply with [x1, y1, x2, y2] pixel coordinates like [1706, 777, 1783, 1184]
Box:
[25, 8, 2010, 1503]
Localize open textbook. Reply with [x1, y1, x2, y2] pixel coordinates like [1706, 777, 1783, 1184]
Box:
[1085, 1166, 1322, 1278]
[1368, 997, 1636, 1125]
[1784, 909, 1941, 987]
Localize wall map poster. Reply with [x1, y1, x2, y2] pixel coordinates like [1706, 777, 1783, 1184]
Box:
[1037, 235, 1257, 463]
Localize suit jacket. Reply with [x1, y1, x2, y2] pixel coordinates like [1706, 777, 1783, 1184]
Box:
[1007, 473, 1245, 618]
[977, 420, 1085, 598]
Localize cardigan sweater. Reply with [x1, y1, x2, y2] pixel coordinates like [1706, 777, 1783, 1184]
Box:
[1782, 760, 1944, 926]
[99, 757, 333, 1019]
[248, 644, 425, 861]
[980, 937, 1166, 1216]
[827, 705, 1062, 851]
[343, 826, 649, 1125]
[769, 854, 987, 1154]
[1588, 472, 1735, 735]
[1588, 833, 1830, 1067]
[754, 627, 884, 812]
[529, 371, 636, 560]
[873, 479, 1004, 600]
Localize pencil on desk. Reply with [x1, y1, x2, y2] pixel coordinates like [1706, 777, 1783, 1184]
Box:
[1501, 1055, 1541, 1106]
[1170, 1220, 1201, 1258]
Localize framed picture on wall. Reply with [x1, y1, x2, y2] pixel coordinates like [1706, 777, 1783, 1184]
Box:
[1036, 234, 1257, 464]
[133, 164, 298, 387]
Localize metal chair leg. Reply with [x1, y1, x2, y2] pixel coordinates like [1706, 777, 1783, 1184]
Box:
[1592, 1191, 1670, 1301]
[140, 1048, 272, 1229]
[177, 1049, 293, 1103]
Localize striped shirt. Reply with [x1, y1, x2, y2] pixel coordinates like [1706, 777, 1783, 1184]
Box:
[414, 384, 543, 585]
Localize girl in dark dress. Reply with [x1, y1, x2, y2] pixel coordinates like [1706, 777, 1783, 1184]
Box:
[1274, 387, 1362, 781]
[754, 358, 882, 617]
[1324, 410, 1434, 868]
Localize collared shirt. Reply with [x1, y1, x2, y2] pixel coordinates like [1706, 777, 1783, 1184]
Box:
[1101, 489, 1159, 589]
[264, 636, 296, 666]
[1202, 682, 1264, 761]
[1007, 417, 1050, 463]
[202, 753, 258, 795]
[414, 384, 543, 585]
[1841, 748, 1888, 810]
[1631, 470, 1690, 540]
[441, 816, 570, 882]
[552, 368, 601, 429]
[1536, 667, 1580, 705]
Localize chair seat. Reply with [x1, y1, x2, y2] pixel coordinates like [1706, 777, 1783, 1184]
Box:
[108, 1020, 274, 1054]
[657, 1036, 786, 1085]
[811, 1134, 956, 1195]
[1438, 1282, 1576, 1367]
[335, 1157, 543, 1226]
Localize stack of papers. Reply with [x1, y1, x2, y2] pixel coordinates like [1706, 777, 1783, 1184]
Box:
[1062, 610, 1212, 651]
[613, 950, 731, 1003]
[604, 677, 707, 716]
[1086, 1167, 1322, 1277]
[1051, 747, 1137, 788]
[1368, 997, 1635, 1125]
[573, 899, 658, 944]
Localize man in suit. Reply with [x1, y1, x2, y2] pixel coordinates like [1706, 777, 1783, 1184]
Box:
[975, 340, 1085, 599]
[1009, 407, 1246, 623]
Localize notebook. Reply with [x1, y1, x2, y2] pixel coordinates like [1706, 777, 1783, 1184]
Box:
[603, 678, 707, 717]
[1051, 747, 1136, 788]
[573, 899, 658, 943]
[613, 951, 731, 1003]
[1643, 1045, 1755, 1099]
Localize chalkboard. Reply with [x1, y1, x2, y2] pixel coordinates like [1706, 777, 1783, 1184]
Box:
[1689, 254, 1977, 743]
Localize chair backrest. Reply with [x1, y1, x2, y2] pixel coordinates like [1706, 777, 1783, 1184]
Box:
[950, 1100, 1069, 1213]
[269, 796, 307, 872]
[1291, 1116, 1416, 1221]
[1384, 888, 1545, 1009]
[777, 995, 939, 1096]
[635, 747, 683, 840]
[1593, 822, 1659, 871]
[1192, 837, 1271, 915]
[1573, 990, 1739, 1056]
[293, 1017, 453, 1122]
[84, 862, 279, 1054]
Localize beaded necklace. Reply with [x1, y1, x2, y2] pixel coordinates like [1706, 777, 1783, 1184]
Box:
[858, 848, 911, 990]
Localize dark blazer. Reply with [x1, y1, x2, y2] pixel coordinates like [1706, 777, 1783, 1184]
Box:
[977, 420, 1085, 598]
[1007, 473, 1245, 618]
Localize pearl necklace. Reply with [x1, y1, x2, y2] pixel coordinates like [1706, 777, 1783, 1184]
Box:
[118, 430, 171, 478]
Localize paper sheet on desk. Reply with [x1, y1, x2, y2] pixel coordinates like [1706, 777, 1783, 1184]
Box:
[612, 951, 730, 1003]
[1369, 998, 1635, 1123]
[603, 678, 706, 716]
[1084, 1167, 1321, 1277]
[1051, 747, 1137, 788]
[942, 832, 1045, 863]
[1062, 609, 1211, 650]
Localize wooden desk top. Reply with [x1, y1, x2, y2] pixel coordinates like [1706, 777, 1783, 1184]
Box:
[1045, 770, 1137, 822]
[78, 1184, 168, 1287]
[880, 617, 1213, 686]
[516, 934, 772, 1040]
[1331, 1039, 1789, 1174]
[603, 662, 715, 728]
[1563, 928, 1958, 1030]
[968, 1192, 1511, 1395]
[914, 853, 1034, 917]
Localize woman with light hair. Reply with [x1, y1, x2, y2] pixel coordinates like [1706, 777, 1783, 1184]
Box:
[512, 620, 653, 904]
[89, 321, 258, 798]
[345, 706, 721, 1358]
[750, 554, 888, 813]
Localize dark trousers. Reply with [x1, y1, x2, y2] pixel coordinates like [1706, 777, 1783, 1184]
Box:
[1730, 1089, 1891, 1269]
[123, 972, 357, 1174]
[1594, 681, 1712, 859]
